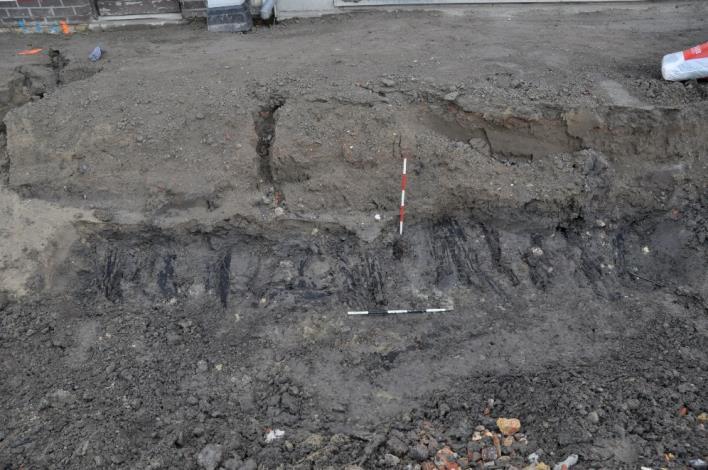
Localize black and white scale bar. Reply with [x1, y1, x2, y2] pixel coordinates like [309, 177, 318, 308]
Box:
[347, 308, 453, 316]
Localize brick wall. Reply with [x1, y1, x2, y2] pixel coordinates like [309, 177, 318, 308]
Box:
[0, 0, 94, 29]
[181, 0, 206, 17]
[0, 0, 212, 28]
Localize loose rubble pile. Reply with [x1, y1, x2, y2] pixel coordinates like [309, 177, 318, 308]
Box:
[369, 416, 564, 470]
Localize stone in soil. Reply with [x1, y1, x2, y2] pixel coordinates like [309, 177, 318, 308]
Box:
[197, 444, 223, 470]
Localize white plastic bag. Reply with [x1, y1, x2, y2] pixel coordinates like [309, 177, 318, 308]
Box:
[662, 42, 708, 81]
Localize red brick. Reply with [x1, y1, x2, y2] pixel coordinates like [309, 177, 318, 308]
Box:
[59, 14, 87, 22]
[181, 0, 204, 9]
[5, 7, 31, 17]
[71, 3, 90, 14]
[181, 8, 205, 17]
[49, 5, 71, 14]
[29, 6, 51, 15]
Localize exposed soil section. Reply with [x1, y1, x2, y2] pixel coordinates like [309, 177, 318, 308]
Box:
[0, 124, 7, 186]
[0, 3, 707, 470]
[254, 97, 285, 186]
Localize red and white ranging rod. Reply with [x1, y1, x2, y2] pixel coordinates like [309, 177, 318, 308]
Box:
[346, 143, 455, 317]
[399, 153, 408, 235]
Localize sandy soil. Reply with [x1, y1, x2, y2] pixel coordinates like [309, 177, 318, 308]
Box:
[0, 3, 707, 470]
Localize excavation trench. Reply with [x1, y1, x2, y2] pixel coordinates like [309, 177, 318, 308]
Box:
[72, 197, 706, 313]
[0, 49, 101, 186]
[2, 10, 708, 468]
[1, 82, 707, 470]
[0, 124, 7, 186]
[254, 97, 286, 204]
[4, 95, 706, 310]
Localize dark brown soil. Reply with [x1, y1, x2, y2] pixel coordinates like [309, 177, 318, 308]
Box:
[0, 3, 707, 470]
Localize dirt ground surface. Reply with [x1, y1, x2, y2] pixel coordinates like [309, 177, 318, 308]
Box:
[1, 2, 707, 469]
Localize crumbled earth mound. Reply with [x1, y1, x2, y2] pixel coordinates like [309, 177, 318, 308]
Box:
[0, 3, 707, 470]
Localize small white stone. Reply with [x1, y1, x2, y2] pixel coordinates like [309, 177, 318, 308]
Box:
[374, 214, 381, 221]
[531, 246, 544, 257]
[642, 246, 650, 254]
[274, 207, 285, 217]
[444, 91, 459, 101]
[189, 283, 205, 297]
[265, 429, 285, 443]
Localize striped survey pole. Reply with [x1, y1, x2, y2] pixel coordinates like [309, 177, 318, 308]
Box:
[348, 308, 452, 316]
[399, 152, 408, 235]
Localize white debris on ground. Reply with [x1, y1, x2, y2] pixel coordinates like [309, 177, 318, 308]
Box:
[264, 429, 285, 443]
[553, 454, 579, 470]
